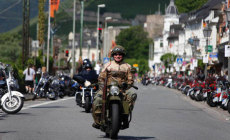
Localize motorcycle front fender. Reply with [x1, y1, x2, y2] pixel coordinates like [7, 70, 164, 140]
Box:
[1, 91, 24, 105]
[109, 96, 121, 101]
[84, 92, 91, 97]
[109, 96, 130, 115]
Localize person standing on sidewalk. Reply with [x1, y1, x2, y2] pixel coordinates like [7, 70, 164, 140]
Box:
[23, 64, 35, 94]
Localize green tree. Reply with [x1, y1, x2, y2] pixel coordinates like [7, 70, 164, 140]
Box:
[116, 26, 150, 60]
[38, 0, 46, 46]
[116, 26, 150, 75]
[160, 53, 177, 68]
[175, 0, 208, 13]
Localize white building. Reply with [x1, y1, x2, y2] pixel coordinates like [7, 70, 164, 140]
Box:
[151, 0, 179, 75]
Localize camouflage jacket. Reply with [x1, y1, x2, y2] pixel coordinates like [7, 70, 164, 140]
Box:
[98, 61, 134, 90]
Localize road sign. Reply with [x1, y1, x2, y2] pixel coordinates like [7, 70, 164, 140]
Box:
[133, 64, 138, 67]
[182, 66, 185, 72]
[103, 57, 110, 64]
[32, 40, 39, 48]
[176, 66, 180, 72]
[166, 68, 169, 73]
[203, 54, 209, 63]
[209, 52, 218, 58]
[176, 58, 183, 65]
[205, 45, 213, 52]
[225, 45, 230, 57]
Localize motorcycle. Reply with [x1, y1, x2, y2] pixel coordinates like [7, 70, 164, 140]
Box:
[49, 76, 65, 99]
[76, 81, 98, 113]
[32, 75, 59, 100]
[100, 80, 138, 139]
[59, 74, 75, 96]
[0, 64, 24, 114]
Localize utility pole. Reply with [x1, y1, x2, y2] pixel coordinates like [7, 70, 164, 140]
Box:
[27, 0, 30, 58]
[71, 0, 76, 77]
[80, 0, 84, 59]
[22, 0, 30, 68]
[46, 0, 51, 72]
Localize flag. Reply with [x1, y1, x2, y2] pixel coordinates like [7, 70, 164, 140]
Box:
[50, 0, 60, 18]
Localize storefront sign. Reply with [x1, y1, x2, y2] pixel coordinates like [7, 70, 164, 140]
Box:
[190, 64, 194, 70]
[193, 59, 198, 67]
[225, 45, 230, 57]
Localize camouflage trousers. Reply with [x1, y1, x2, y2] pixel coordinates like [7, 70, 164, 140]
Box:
[92, 90, 137, 125]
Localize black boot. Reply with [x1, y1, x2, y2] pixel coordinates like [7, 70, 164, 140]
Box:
[92, 123, 100, 129]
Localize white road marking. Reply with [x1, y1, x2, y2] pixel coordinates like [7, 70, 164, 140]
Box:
[22, 97, 74, 110]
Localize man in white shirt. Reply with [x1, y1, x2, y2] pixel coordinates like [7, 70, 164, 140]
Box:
[23, 65, 35, 94]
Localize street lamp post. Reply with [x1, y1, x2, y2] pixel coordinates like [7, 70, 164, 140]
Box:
[193, 37, 200, 75]
[225, 8, 230, 81]
[203, 26, 212, 79]
[79, 0, 84, 59]
[96, 4, 105, 62]
[103, 17, 112, 58]
[183, 51, 186, 77]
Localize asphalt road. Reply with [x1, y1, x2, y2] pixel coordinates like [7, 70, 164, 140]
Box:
[1, 84, 230, 140]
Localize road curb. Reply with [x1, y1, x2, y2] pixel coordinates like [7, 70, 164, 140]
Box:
[165, 86, 230, 122]
[23, 94, 34, 101]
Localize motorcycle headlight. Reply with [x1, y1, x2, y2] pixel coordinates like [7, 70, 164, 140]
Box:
[110, 86, 119, 96]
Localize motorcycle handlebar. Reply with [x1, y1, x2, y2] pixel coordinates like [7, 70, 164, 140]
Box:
[131, 85, 138, 90]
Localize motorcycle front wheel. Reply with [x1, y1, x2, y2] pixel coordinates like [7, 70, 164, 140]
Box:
[2, 95, 24, 114]
[109, 103, 120, 139]
[207, 94, 217, 107]
[85, 96, 91, 113]
[227, 101, 230, 113]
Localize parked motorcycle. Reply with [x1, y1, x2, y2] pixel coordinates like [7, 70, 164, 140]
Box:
[0, 64, 24, 114]
[59, 74, 75, 96]
[32, 75, 59, 100]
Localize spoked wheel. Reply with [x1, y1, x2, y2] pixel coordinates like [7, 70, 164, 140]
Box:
[2, 95, 24, 114]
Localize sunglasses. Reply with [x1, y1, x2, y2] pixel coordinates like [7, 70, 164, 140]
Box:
[114, 53, 123, 56]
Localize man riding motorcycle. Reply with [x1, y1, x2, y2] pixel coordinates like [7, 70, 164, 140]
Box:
[74, 63, 98, 84]
[92, 45, 137, 129]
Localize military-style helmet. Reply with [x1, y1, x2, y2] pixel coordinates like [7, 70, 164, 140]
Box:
[111, 45, 126, 56]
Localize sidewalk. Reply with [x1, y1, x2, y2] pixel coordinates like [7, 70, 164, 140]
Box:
[23, 93, 34, 101]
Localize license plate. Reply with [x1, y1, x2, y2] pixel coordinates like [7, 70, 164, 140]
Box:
[203, 92, 207, 98]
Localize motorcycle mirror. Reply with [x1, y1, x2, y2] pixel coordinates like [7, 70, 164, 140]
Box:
[132, 85, 138, 90]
